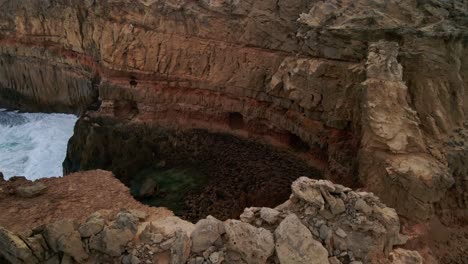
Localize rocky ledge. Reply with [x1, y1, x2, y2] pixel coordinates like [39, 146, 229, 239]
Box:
[1, 176, 421, 264]
[0, 170, 171, 234]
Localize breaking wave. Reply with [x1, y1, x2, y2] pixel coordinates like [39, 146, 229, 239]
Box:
[0, 109, 77, 180]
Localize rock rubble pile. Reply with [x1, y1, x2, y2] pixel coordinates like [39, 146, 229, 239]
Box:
[0, 177, 421, 264]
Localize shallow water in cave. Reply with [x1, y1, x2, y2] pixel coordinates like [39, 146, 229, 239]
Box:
[130, 166, 210, 215]
[0, 109, 77, 180]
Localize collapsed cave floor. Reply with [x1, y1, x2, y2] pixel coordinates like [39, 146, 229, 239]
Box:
[64, 117, 323, 222]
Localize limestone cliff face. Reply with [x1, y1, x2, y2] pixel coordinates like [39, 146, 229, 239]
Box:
[0, 0, 467, 221]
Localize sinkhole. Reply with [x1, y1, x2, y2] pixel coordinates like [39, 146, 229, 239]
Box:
[64, 116, 322, 222]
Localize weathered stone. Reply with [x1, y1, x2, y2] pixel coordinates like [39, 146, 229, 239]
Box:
[43, 220, 76, 252]
[0, 227, 38, 264]
[114, 211, 139, 232]
[78, 216, 105, 238]
[56, 231, 88, 262]
[61, 254, 73, 264]
[239, 208, 256, 223]
[329, 256, 341, 264]
[170, 230, 191, 264]
[15, 182, 47, 198]
[24, 234, 47, 262]
[335, 228, 347, 238]
[160, 237, 176, 250]
[355, 199, 373, 215]
[275, 214, 329, 264]
[136, 178, 158, 198]
[319, 224, 331, 241]
[122, 254, 141, 264]
[149, 216, 195, 238]
[224, 219, 274, 264]
[129, 210, 147, 221]
[389, 248, 423, 264]
[140, 223, 160, 243]
[259, 207, 280, 224]
[331, 198, 346, 215]
[291, 177, 324, 208]
[191, 216, 224, 253]
[89, 226, 134, 257]
[209, 251, 224, 264]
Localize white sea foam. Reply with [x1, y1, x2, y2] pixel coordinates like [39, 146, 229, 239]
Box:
[0, 109, 78, 180]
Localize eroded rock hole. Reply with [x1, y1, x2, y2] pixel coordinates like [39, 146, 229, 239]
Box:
[129, 76, 138, 88]
[288, 132, 310, 152]
[228, 112, 244, 130]
[64, 118, 322, 222]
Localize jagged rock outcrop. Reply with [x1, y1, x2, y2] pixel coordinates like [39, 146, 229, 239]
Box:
[0, 177, 415, 264]
[358, 40, 455, 220]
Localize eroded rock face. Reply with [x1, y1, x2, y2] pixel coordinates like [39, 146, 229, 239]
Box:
[358, 41, 455, 220]
[0, 0, 466, 250]
[0, 177, 407, 264]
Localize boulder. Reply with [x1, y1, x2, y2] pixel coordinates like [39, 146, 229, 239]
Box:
[136, 178, 158, 198]
[170, 230, 192, 264]
[239, 207, 258, 223]
[87, 211, 139, 256]
[15, 182, 47, 198]
[291, 177, 324, 208]
[149, 216, 195, 238]
[191, 216, 224, 253]
[0, 227, 38, 264]
[389, 249, 423, 264]
[56, 232, 89, 263]
[129, 209, 147, 221]
[89, 226, 134, 257]
[78, 215, 105, 238]
[23, 234, 48, 262]
[122, 254, 141, 264]
[355, 199, 373, 215]
[224, 220, 274, 264]
[114, 211, 139, 232]
[259, 208, 280, 224]
[139, 224, 164, 244]
[43, 220, 74, 251]
[209, 251, 224, 264]
[43, 220, 88, 263]
[275, 214, 329, 264]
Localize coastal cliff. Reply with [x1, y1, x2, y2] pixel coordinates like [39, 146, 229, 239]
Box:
[0, 0, 467, 263]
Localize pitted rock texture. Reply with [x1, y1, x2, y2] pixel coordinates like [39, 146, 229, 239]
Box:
[0, 177, 413, 264]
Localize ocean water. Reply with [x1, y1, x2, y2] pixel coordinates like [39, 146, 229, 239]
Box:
[0, 109, 78, 180]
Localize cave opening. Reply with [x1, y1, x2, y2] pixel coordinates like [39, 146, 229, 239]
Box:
[64, 118, 323, 222]
[227, 112, 245, 130]
[288, 132, 311, 152]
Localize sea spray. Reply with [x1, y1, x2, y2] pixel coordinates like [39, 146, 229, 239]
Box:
[0, 109, 77, 180]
